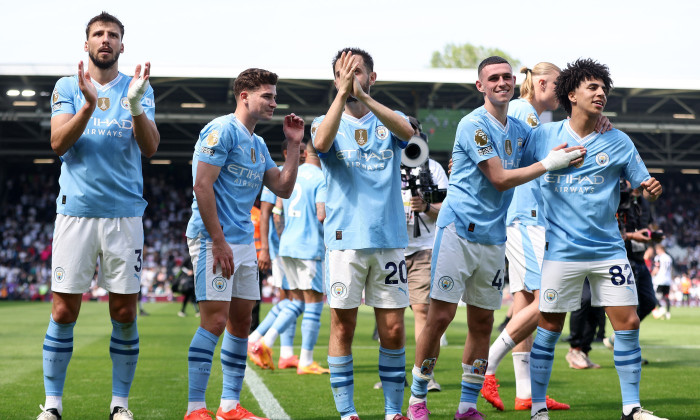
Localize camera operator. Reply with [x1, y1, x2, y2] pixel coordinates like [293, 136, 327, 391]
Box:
[401, 116, 448, 391]
[603, 179, 661, 360]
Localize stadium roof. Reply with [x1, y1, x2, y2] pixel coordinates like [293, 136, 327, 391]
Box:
[2, 65, 700, 170]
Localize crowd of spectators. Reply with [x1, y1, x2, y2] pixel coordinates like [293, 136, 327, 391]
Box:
[1, 164, 699, 306]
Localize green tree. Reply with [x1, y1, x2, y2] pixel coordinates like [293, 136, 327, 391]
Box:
[430, 43, 520, 69]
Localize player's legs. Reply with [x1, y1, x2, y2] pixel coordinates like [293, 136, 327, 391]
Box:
[375, 307, 407, 418]
[361, 249, 410, 419]
[218, 297, 256, 414]
[486, 290, 535, 374]
[249, 299, 290, 342]
[410, 299, 458, 406]
[583, 259, 645, 417]
[530, 259, 589, 417]
[328, 307, 359, 419]
[275, 287, 303, 363]
[97, 217, 143, 416]
[299, 288, 326, 371]
[529, 313, 566, 418]
[43, 215, 100, 416]
[259, 292, 302, 354]
[453, 304, 493, 416]
[187, 300, 228, 415]
[186, 239, 254, 416]
[606, 305, 645, 417]
[42, 292, 82, 416]
[406, 249, 432, 343]
[107, 293, 139, 413]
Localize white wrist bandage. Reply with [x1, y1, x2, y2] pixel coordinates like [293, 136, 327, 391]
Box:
[127, 78, 149, 117]
[540, 149, 583, 171]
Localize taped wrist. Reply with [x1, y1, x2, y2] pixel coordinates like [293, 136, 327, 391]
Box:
[540, 148, 582, 171]
[127, 78, 149, 117]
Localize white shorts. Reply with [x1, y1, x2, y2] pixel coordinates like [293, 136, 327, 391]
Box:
[281, 256, 324, 293]
[505, 223, 545, 294]
[269, 256, 287, 289]
[51, 215, 143, 294]
[326, 248, 409, 309]
[430, 223, 505, 310]
[188, 237, 260, 302]
[539, 259, 639, 313]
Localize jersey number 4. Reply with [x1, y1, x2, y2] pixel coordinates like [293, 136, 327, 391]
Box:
[491, 269, 504, 291]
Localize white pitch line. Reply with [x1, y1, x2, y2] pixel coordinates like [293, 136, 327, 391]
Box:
[245, 363, 291, 420]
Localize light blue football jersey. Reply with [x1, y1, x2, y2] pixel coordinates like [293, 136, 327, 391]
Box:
[186, 114, 276, 244]
[437, 106, 532, 245]
[506, 98, 545, 226]
[524, 120, 650, 261]
[311, 111, 409, 250]
[51, 73, 155, 217]
[260, 168, 282, 260]
[278, 163, 326, 260]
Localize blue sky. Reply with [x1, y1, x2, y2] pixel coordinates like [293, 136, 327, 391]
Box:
[3, 0, 698, 84]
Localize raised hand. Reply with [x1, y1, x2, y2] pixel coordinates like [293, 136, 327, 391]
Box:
[283, 113, 305, 144]
[336, 51, 359, 99]
[594, 114, 613, 133]
[77, 61, 97, 106]
[127, 62, 151, 116]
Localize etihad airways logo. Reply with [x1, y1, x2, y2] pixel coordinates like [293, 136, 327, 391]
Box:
[226, 163, 264, 188]
[336, 148, 394, 171]
[543, 173, 604, 194]
[83, 117, 133, 137]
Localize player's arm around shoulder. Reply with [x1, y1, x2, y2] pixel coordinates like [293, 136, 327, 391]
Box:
[129, 63, 160, 158]
[478, 121, 583, 192]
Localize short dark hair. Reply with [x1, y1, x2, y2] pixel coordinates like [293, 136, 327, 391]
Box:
[332, 48, 374, 74]
[280, 138, 307, 156]
[233, 68, 279, 99]
[478, 56, 510, 77]
[86, 12, 124, 39]
[555, 58, 613, 115]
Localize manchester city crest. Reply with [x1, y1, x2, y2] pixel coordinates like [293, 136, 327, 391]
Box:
[355, 129, 368, 146]
[376, 125, 389, 140]
[543, 289, 558, 303]
[505, 139, 513, 156]
[330, 282, 347, 298]
[97, 97, 110, 111]
[54, 267, 65, 283]
[595, 152, 610, 166]
[438, 276, 454, 292]
[120, 97, 130, 110]
[212, 277, 227, 292]
[474, 129, 488, 146]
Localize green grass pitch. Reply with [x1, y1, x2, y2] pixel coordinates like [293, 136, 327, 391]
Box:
[1, 301, 699, 419]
